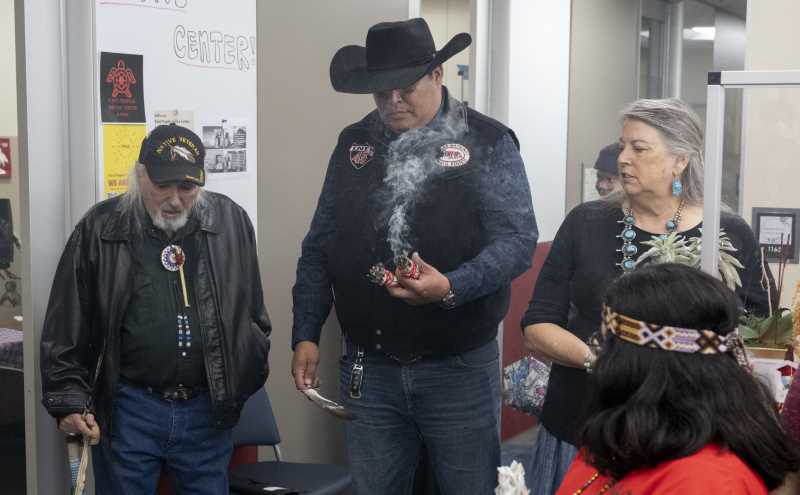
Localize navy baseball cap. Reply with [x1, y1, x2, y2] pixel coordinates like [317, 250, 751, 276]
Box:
[594, 143, 620, 175]
[138, 124, 206, 186]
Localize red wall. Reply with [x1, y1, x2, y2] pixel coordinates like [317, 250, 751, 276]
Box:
[501, 242, 551, 441]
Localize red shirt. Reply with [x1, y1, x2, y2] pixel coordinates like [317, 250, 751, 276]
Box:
[556, 444, 767, 495]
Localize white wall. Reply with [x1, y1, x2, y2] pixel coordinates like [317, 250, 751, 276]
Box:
[257, 1, 409, 465]
[490, 0, 570, 242]
[743, 0, 800, 307]
[564, 0, 640, 213]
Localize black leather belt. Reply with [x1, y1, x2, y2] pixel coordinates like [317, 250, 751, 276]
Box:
[122, 379, 206, 402]
[345, 339, 425, 365]
[385, 352, 423, 365]
[155, 385, 205, 402]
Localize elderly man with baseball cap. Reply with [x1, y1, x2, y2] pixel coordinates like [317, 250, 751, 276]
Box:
[292, 18, 538, 494]
[40, 124, 271, 494]
[593, 143, 622, 197]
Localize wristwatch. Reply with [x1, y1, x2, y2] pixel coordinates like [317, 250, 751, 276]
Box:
[439, 288, 456, 310]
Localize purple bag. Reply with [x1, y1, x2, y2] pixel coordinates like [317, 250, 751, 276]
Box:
[502, 355, 550, 418]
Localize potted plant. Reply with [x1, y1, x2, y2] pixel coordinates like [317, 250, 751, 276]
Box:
[740, 240, 796, 360]
[740, 309, 794, 359]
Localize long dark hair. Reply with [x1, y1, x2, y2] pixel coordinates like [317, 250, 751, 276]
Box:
[581, 263, 800, 490]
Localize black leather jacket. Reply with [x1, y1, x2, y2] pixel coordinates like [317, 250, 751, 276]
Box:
[40, 192, 271, 430]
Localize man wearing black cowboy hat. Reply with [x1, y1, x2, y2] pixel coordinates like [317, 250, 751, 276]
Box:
[40, 124, 271, 493]
[291, 18, 538, 494]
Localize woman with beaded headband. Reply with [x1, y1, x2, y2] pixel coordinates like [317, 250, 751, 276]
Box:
[556, 263, 798, 494]
[521, 98, 774, 493]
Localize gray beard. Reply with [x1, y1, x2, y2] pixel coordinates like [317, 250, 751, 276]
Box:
[150, 209, 189, 236]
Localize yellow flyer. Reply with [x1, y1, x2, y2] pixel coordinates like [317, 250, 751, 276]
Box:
[103, 124, 146, 197]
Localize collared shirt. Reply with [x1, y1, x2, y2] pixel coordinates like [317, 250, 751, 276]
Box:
[291, 96, 539, 348]
[119, 214, 206, 390]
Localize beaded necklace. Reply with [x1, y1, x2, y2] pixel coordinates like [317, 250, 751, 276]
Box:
[572, 471, 616, 494]
[617, 199, 685, 272]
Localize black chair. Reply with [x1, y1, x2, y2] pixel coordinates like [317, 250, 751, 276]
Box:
[229, 386, 352, 495]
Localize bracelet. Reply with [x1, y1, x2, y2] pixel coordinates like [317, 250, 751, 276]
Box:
[583, 350, 597, 374]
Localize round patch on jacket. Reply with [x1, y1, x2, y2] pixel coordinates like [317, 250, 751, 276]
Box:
[349, 143, 375, 170]
[438, 143, 470, 167]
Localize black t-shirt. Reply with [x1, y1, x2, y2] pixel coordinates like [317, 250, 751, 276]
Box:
[119, 216, 206, 390]
[521, 200, 771, 444]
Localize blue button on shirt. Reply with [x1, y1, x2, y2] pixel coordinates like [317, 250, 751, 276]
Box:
[291, 119, 538, 349]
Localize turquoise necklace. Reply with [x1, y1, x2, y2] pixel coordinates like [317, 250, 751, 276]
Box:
[617, 199, 685, 272]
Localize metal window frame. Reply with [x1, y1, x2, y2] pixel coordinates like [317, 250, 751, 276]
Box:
[702, 70, 800, 274]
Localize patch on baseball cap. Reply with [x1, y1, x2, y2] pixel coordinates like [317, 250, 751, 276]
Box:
[138, 124, 206, 186]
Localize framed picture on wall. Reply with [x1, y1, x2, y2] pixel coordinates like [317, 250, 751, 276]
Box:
[581, 163, 601, 203]
[752, 207, 800, 263]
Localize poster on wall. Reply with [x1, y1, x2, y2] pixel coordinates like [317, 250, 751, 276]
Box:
[0, 139, 10, 178]
[581, 165, 600, 203]
[154, 110, 194, 129]
[100, 52, 146, 123]
[201, 118, 248, 175]
[103, 124, 147, 197]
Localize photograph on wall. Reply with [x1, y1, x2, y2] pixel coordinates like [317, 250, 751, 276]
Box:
[581, 164, 601, 203]
[154, 109, 195, 129]
[100, 51, 146, 123]
[753, 207, 800, 263]
[0, 139, 10, 178]
[103, 124, 147, 198]
[201, 118, 247, 174]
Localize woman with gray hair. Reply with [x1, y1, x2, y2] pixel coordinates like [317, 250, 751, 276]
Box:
[520, 98, 772, 494]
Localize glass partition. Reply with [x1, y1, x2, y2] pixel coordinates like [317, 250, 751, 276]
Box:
[0, 0, 26, 492]
[704, 73, 800, 406]
[739, 86, 800, 309]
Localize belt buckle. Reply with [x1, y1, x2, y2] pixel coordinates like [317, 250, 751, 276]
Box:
[163, 386, 192, 401]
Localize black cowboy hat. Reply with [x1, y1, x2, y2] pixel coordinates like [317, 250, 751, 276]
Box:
[330, 18, 472, 94]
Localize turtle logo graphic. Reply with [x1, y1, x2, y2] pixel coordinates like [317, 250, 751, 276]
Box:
[105, 59, 137, 98]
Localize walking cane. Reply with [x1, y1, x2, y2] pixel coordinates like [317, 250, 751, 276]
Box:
[66, 335, 106, 495]
[65, 409, 91, 495]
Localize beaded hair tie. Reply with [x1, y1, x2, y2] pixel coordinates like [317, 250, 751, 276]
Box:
[601, 305, 750, 367]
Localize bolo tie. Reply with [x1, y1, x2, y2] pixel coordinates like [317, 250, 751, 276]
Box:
[160, 245, 193, 356]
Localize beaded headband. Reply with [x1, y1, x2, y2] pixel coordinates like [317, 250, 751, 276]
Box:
[601, 305, 748, 364]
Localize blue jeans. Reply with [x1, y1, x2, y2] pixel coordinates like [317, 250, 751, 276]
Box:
[525, 426, 578, 495]
[339, 339, 501, 495]
[92, 384, 233, 494]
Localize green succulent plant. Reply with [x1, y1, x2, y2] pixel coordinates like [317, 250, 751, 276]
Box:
[636, 229, 744, 290]
[739, 309, 794, 348]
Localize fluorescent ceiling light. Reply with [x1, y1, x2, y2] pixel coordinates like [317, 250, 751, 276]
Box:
[683, 26, 715, 41]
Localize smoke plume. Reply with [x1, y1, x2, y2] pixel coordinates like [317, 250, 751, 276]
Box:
[380, 105, 468, 259]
